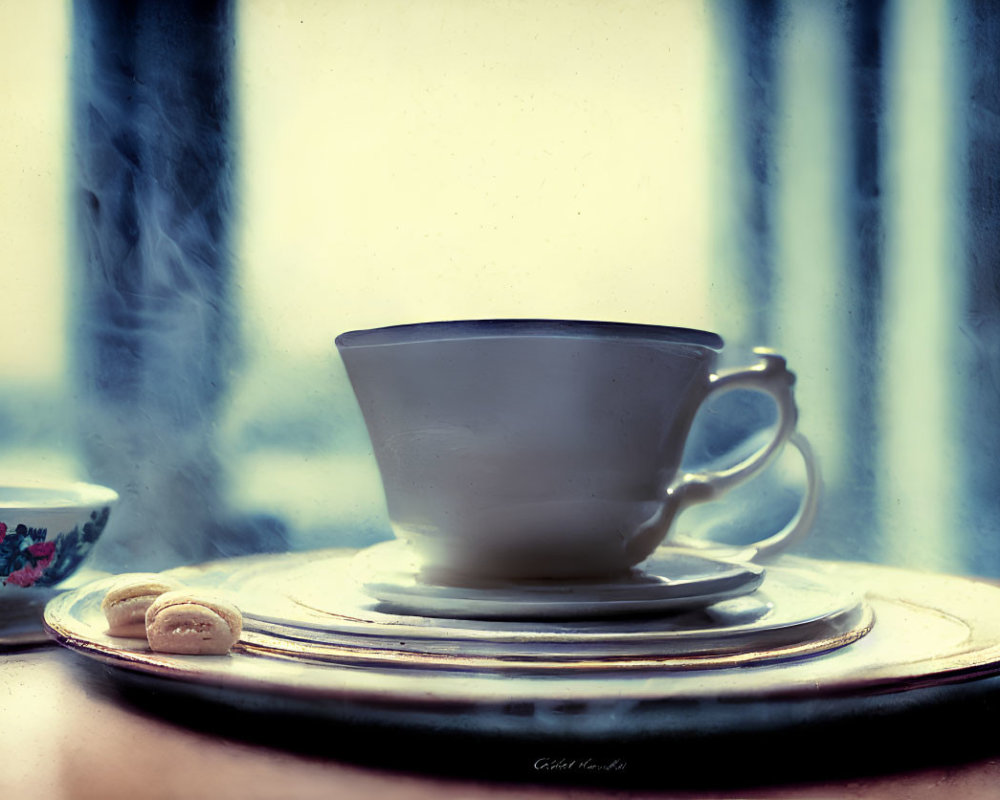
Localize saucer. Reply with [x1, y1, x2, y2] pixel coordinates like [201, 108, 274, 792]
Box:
[349, 540, 766, 619]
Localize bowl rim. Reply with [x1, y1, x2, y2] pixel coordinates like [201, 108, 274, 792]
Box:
[0, 481, 119, 513]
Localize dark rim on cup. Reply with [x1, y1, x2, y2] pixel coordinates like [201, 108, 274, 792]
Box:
[335, 319, 724, 350]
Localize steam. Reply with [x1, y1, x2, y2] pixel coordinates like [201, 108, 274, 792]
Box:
[69, 0, 285, 570]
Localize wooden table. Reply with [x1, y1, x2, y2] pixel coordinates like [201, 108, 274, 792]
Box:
[5, 643, 1000, 800]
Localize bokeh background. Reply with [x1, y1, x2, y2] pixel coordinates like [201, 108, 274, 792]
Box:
[1, 0, 998, 576]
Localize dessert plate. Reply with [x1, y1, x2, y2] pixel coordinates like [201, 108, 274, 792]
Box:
[348, 540, 765, 619]
[105, 548, 869, 672]
[43, 555, 1000, 700]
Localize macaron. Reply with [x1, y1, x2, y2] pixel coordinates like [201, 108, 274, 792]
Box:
[144, 590, 243, 655]
[101, 573, 184, 638]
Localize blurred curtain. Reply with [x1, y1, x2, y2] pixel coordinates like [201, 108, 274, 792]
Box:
[710, 0, 1000, 574]
[71, 0, 287, 571]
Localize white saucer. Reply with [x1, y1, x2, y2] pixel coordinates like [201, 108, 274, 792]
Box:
[350, 540, 765, 619]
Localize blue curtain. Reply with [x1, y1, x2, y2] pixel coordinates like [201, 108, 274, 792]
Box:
[712, 0, 1000, 574]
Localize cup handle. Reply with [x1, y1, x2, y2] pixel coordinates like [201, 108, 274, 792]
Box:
[667, 350, 820, 561]
[672, 350, 797, 501]
[671, 431, 820, 561]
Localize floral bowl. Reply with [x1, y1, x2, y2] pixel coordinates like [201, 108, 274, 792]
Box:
[0, 482, 118, 589]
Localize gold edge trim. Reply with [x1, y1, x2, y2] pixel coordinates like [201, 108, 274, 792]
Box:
[248, 593, 858, 646]
[237, 603, 876, 674]
[860, 590, 1000, 681]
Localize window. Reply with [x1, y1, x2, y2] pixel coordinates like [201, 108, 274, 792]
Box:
[3, 0, 999, 577]
[230, 0, 717, 553]
[0, 1, 73, 480]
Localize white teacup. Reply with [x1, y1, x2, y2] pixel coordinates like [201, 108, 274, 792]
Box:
[336, 320, 819, 582]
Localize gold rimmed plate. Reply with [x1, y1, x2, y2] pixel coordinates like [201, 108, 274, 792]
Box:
[41, 548, 876, 676]
[41, 554, 1000, 784]
[40, 553, 1000, 709]
[207, 549, 868, 670]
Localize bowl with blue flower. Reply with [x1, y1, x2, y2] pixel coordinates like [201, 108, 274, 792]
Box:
[1, 482, 118, 590]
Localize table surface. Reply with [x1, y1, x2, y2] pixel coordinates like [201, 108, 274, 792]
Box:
[4, 643, 1000, 800]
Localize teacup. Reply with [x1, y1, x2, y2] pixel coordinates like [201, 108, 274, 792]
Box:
[336, 320, 819, 582]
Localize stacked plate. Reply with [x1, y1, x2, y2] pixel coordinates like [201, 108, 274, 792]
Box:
[164, 544, 873, 673]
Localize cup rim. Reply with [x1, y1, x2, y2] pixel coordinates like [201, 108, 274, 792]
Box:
[336, 319, 724, 350]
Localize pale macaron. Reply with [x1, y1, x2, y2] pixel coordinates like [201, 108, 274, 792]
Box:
[101, 573, 184, 638]
[144, 590, 243, 655]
